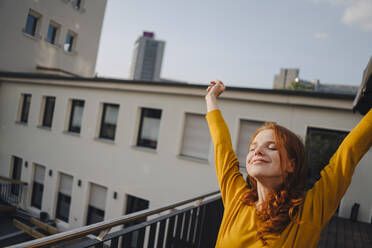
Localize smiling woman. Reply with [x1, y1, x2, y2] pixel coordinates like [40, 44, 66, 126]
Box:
[205, 80, 372, 247]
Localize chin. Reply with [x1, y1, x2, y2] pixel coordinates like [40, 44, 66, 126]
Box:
[246, 169, 264, 179]
[246, 167, 277, 180]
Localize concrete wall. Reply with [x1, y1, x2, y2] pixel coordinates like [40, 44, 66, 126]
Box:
[0, 77, 371, 231]
[0, 0, 106, 76]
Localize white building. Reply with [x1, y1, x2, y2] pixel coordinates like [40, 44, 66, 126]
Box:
[0, 0, 107, 77]
[129, 32, 165, 81]
[1, 72, 371, 233]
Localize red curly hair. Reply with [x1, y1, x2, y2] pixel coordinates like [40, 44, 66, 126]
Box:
[242, 122, 308, 246]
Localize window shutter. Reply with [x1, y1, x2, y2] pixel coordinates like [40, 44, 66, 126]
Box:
[34, 165, 45, 184]
[89, 183, 107, 210]
[59, 173, 73, 196]
[181, 113, 211, 160]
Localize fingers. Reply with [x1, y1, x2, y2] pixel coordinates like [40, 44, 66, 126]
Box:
[215, 80, 225, 88]
[207, 80, 225, 94]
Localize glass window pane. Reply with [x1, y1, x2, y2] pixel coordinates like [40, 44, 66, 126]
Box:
[64, 34, 74, 52]
[104, 105, 119, 124]
[42, 97, 56, 127]
[73, 0, 81, 9]
[46, 24, 57, 44]
[11, 156, 23, 196]
[137, 108, 162, 149]
[86, 206, 104, 225]
[56, 193, 71, 222]
[31, 182, 43, 209]
[21, 94, 31, 123]
[69, 100, 84, 133]
[99, 104, 119, 140]
[25, 14, 37, 36]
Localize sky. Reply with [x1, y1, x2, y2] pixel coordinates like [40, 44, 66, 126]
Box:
[95, 0, 372, 89]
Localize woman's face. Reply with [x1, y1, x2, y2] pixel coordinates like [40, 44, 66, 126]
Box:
[246, 129, 292, 183]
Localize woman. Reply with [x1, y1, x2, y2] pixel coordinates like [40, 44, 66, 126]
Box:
[205, 80, 372, 247]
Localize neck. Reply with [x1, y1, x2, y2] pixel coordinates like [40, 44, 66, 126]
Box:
[255, 179, 282, 211]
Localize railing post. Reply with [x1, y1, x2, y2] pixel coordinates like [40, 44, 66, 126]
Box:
[195, 205, 206, 248]
[165, 216, 176, 248]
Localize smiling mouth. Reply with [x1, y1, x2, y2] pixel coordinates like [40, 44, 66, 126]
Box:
[252, 159, 268, 164]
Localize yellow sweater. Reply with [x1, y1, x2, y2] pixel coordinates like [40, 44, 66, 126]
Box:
[206, 109, 372, 248]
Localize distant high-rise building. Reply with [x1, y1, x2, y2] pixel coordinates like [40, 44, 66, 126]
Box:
[129, 32, 165, 81]
[273, 68, 300, 89]
[0, 0, 107, 77]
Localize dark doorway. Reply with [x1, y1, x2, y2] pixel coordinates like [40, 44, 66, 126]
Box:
[305, 127, 348, 189]
[121, 195, 149, 248]
[11, 156, 23, 196]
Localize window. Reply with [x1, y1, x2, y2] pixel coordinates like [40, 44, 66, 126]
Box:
[122, 195, 149, 248]
[99, 103, 119, 140]
[64, 31, 76, 52]
[137, 108, 162, 149]
[180, 113, 211, 161]
[24, 10, 40, 36]
[46, 22, 59, 44]
[56, 173, 73, 222]
[86, 183, 107, 225]
[68, 99, 85, 133]
[236, 119, 264, 170]
[42, 96, 56, 128]
[305, 127, 348, 189]
[11, 156, 23, 196]
[19, 94, 32, 123]
[31, 164, 45, 209]
[73, 0, 82, 9]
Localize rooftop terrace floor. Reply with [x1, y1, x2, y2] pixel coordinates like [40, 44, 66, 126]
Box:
[318, 216, 372, 248]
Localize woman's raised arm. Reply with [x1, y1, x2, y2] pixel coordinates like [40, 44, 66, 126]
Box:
[303, 109, 372, 228]
[205, 81, 247, 207]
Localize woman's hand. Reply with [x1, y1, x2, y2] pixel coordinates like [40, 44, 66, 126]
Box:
[206, 80, 226, 99]
[205, 80, 226, 112]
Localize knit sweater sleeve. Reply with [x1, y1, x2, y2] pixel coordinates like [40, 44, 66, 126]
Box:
[303, 109, 372, 228]
[206, 109, 247, 207]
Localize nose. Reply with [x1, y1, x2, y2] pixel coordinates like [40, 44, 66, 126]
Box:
[253, 145, 264, 156]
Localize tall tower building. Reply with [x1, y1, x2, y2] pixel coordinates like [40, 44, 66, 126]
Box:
[130, 32, 165, 81]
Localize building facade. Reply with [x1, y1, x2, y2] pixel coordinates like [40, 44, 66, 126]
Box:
[0, 73, 371, 233]
[129, 32, 165, 81]
[0, 0, 107, 77]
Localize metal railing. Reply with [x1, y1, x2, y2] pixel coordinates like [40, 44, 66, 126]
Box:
[0, 176, 27, 207]
[9, 190, 223, 248]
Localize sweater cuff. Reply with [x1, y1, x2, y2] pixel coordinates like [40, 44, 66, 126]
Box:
[206, 109, 223, 123]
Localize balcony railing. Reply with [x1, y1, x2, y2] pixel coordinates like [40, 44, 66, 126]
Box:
[9, 190, 222, 248]
[0, 176, 27, 207]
